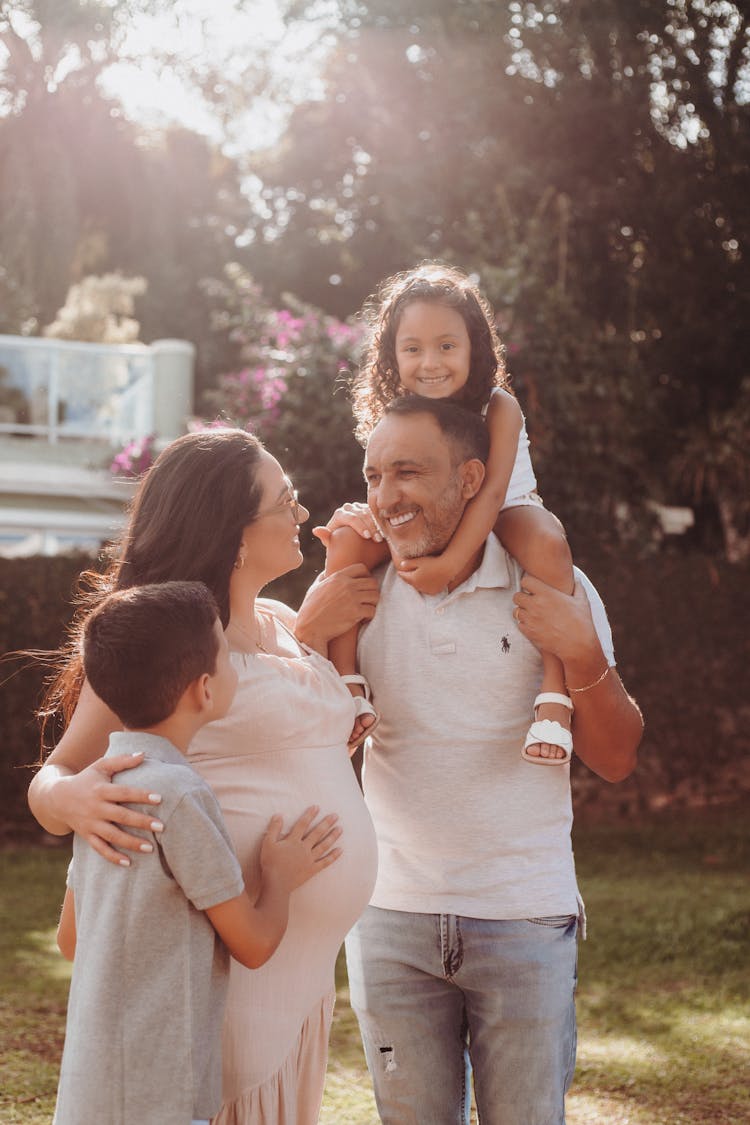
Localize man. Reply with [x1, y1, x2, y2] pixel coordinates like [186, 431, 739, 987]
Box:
[341, 395, 643, 1125]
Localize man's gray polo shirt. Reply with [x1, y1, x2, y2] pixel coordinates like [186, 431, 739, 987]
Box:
[358, 534, 615, 920]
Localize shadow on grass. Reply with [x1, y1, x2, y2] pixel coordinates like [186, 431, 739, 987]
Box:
[322, 804, 750, 1125]
[2, 805, 748, 1125]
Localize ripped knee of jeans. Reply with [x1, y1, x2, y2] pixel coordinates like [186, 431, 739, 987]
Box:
[378, 1043, 398, 1074]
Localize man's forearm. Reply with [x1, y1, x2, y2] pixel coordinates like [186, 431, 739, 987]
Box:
[294, 575, 330, 655]
[569, 668, 643, 782]
[295, 566, 379, 655]
[513, 574, 643, 780]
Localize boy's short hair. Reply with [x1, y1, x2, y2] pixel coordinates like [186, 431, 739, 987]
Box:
[82, 581, 221, 729]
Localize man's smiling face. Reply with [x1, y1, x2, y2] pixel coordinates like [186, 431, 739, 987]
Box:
[364, 412, 470, 559]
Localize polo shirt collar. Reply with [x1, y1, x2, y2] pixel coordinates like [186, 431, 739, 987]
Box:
[440, 532, 513, 606]
[107, 730, 185, 766]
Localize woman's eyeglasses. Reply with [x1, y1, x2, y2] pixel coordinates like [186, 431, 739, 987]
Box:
[256, 488, 304, 523]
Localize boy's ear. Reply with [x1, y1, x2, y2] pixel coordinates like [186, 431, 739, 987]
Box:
[187, 672, 213, 715]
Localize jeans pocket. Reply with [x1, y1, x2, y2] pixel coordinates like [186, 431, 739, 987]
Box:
[526, 914, 577, 928]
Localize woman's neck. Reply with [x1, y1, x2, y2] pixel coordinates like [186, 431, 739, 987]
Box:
[228, 583, 280, 654]
[227, 584, 259, 647]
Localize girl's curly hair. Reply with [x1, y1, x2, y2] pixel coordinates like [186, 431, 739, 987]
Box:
[351, 262, 509, 443]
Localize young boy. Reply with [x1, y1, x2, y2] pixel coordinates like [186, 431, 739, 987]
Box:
[53, 581, 342, 1125]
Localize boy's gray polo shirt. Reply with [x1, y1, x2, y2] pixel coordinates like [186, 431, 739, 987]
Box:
[54, 732, 244, 1125]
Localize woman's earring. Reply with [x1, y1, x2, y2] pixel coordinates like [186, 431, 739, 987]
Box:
[234, 555, 245, 571]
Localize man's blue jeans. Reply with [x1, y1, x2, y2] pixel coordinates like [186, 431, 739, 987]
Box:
[345, 905, 578, 1125]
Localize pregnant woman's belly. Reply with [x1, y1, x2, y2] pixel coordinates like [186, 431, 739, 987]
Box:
[195, 741, 377, 976]
[193, 744, 377, 1094]
[232, 749, 374, 930]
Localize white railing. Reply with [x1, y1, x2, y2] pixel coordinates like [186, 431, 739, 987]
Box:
[0, 335, 194, 445]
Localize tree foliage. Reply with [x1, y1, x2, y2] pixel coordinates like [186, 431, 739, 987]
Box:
[201, 264, 367, 540]
[0, 0, 250, 396]
[248, 0, 749, 558]
[0, 0, 747, 559]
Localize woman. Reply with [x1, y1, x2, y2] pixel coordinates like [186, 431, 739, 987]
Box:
[28, 428, 380, 1124]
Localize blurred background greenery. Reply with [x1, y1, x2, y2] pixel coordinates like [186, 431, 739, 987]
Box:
[1, 8, 748, 1122]
[1, 0, 749, 824]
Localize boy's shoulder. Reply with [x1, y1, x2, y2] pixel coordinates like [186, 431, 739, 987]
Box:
[72, 733, 242, 908]
[106, 733, 218, 820]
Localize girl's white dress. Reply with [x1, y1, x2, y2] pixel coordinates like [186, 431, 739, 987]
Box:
[483, 389, 540, 508]
[188, 614, 378, 1125]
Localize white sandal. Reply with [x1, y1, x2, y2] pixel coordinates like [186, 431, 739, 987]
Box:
[341, 674, 379, 747]
[522, 692, 573, 765]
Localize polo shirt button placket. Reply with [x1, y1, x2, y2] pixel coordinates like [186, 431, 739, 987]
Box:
[430, 600, 456, 655]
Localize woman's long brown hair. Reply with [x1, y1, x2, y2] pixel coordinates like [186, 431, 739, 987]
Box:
[38, 428, 264, 746]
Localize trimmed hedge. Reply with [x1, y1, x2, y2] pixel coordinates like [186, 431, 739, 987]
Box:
[571, 544, 750, 817]
[2, 548, 748, 834]
[0, 550, 323, 839]
[0, 554, 101, 837]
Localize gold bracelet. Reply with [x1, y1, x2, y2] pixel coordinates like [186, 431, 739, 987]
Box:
[567, 664, 611, 694]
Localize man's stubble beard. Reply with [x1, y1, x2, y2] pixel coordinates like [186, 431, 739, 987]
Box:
[382, 475, 465, 560]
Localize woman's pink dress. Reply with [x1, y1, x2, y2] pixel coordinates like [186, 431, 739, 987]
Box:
[188, 613, 377, 1124]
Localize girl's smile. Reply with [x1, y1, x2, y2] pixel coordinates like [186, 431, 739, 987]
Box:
[395, 301, 471, 400]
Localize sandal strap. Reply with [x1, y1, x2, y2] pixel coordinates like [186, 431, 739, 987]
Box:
[347, 694, 380, 749]
[524, 719, 573, 754]
[352, 695, 377, 720]
[341, 674, 372, 701]
[533, 691, 574, 714]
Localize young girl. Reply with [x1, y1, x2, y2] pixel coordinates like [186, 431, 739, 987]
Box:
[325, 262, 576, 764]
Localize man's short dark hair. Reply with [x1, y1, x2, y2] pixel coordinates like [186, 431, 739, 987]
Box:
[381, 395, 490, 465]
[82, 581, 220, 729]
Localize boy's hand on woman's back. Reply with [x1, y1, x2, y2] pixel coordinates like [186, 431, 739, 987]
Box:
[260, 806, 342, 892]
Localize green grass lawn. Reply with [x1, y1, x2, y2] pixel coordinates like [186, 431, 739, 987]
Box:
[2, 805, 748, 1124]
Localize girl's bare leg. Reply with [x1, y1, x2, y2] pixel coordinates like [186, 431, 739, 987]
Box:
[495, 505, 575, 761]
[325, 526, 390, 721]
